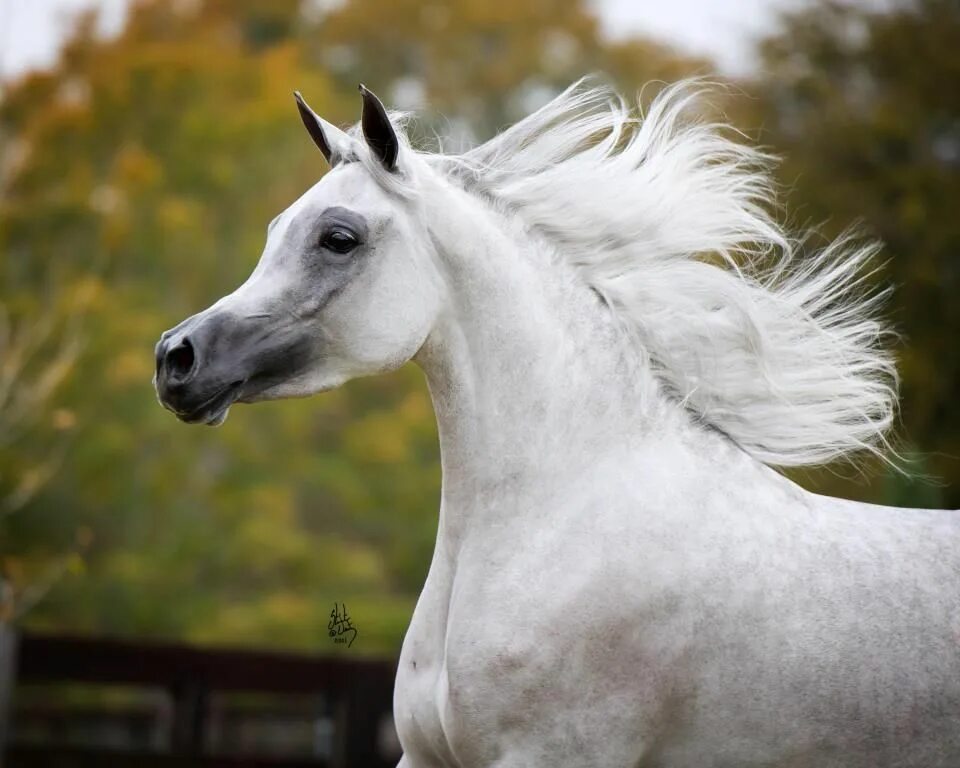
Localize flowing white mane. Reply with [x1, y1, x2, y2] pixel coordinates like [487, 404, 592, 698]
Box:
[362, 79, 900, 468]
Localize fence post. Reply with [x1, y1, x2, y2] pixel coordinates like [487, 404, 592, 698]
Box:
[0, 625, 18, 767]
[341, 664, 396, 768]
[170, 681, 208, 754]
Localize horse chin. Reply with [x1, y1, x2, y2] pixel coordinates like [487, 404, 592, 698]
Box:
[205, 405, 231, 427]
[171, 381, 242, 426]
[238, 372, 345, 404]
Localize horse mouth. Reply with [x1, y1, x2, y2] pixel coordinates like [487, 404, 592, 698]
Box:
[175, 381, 244, 426]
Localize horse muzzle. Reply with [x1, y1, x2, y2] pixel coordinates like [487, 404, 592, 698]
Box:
[155, 308, 316, 425]
[154, 311, 247, 426]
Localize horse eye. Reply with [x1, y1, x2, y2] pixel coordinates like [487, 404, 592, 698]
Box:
[321, 229, 359, 255]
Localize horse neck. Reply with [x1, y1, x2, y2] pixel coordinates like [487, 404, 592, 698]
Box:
[414, 179, 670, 542]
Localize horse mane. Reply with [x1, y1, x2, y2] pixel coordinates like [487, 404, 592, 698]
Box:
[362, 79, 900, 469]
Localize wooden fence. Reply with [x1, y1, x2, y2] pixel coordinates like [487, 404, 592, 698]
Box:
[0, 630, 399, 768]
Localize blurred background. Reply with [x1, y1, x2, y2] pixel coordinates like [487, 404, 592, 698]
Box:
[0, 0, 957, 764]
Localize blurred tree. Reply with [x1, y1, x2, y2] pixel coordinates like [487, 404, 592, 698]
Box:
[8, 0, 951, 655]
[0, 0, 421, 652]
[309, 0, 705, 143]
[0, 280, 91, 624]
[0, 0, 703, 652]
[745, 0, 960, 506]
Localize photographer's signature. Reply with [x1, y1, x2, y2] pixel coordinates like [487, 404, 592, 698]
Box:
[328, 602, 358, 648]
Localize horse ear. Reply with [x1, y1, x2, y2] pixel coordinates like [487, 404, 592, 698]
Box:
[294, 91, 350, 166]
[358, 84, 399, 172]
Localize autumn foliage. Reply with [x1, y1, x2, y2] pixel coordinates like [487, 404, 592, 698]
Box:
[0, 0, 956, 651]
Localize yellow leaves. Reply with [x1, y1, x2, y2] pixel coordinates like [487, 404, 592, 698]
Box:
[106, 349, 154, 388]
[55, 77, 92, 110]
[65, 553, 86, 578]
[51, 409, 77, 431]
[247, 42, 309, 112]
[64, 275, 104, 313]
[1, 542, 91, 624]
[338, 383, 437, 466]
[342, 411, 411, 463]
[110, 551, 147, 583]
[5, 466, 50, 511]
[0, 287, 83, 455]
[113, 144, 164, 190]
[89, 184, 123, 216]
[398, 388, 431, 424]
[207, 156, 236, 188]
[313, 538, 386, 586]
[341, 386, 434, 465]
[231, 485, 312, 571]
[247, 484, 297, 523]
[99, 205, 131, 251]
[156, 196, 202, 232]
[94, 144, 165, 249]
[263, 591, 312, 624]
[75, 526, 94, 549]
[190, 592, 312, 646]
[2, 557, 26, 586]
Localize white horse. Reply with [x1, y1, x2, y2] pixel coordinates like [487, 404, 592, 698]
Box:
[155, 80, 960, 767]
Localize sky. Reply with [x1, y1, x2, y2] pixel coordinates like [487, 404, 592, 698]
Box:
[0, 0, 882, 83]
[0, 0, 810, 82]
[0, 0, 126, 82]
[597, 0, 808, 71]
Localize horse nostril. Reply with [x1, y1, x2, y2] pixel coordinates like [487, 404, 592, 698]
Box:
[165, 338, 196, 382]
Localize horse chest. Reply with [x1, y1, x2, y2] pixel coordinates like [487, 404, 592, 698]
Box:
[393, 551, 460, 766]
[394, 512, 660, 766]
[394, 569, 531, 762]
[395, 568, 540, 766]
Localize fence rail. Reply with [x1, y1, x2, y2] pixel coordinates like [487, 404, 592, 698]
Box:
[0, 630, 399, 768]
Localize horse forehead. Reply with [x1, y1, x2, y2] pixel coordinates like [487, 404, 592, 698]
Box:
[258, 164, 396, 270]
[297, 163, 391, 217]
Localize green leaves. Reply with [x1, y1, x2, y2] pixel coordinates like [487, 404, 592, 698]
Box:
[748, 0, 960, 506]
[2, 0, 954, 650]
